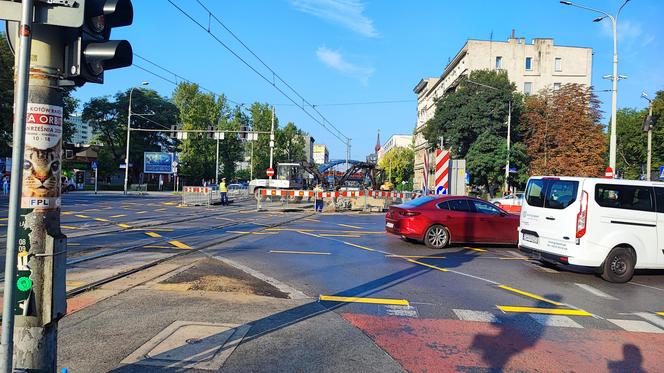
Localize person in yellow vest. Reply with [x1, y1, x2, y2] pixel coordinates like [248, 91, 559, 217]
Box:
[220, 178, 228, 206]
[313, 184, 324, 212]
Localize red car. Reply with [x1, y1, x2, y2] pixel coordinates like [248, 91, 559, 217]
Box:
[385, 196, 520, 249]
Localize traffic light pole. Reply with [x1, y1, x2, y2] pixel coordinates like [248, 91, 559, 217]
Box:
[1, 1, 35, 371]
[1, 11, 67, 372]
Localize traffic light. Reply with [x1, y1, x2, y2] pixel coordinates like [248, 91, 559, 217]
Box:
[66, 0, 134, 86]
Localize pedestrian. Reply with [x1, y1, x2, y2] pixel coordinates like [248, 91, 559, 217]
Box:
[2, 175, 8, 196]
[158, 176, 164, 191]
[313, 184, 324, 212]
[219, 178, 228, 206]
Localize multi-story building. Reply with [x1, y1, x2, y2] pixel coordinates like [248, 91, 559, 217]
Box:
[377, 134, 413, 161]
[412, 34, 592, 190]
[302, 134, 315, 164]
[69, 114, 97, 145]
[313, 144, 329, 165]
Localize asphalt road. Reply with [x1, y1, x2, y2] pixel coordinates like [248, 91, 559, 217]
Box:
[2, 193, 664, 371]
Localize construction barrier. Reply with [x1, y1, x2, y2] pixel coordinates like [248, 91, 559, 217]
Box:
[181, 186, 221, 206]
[256, 189, 422, 212]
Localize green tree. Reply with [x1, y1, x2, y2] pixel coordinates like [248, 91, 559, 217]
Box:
[423, 69, 526, 191]
[0, 34, 14, 156]
[218, 105, 245, 181]
[616, 108, 649, 179]
[82, 88, 178, 180]
[249, 102, 276, 178]
[276, 122, 306, 162]
[378, 146, 414, 187]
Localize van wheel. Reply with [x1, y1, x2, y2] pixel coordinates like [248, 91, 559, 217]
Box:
[424, 225, 450, 249]
[601, 247, 635, 283]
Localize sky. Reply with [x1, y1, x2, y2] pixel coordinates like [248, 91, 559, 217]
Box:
[6, 0, 664, 160]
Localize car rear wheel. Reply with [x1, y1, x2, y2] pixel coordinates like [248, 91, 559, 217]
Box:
[424, 225, 450, 249]
[601, 247, 635, 283]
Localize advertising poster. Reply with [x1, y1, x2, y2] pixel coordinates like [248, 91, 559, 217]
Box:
[144, 152, 175, 174]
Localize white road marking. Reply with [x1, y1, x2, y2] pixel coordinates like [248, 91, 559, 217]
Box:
[628, 282, 664, 292]
[529, 314, 583, 328]
[608, 319, 664, 333]
[384, 305, 419, 318]
[453, 309, 501, 323]
[574, 283, 619, 300]
[634, 312, 664, 329]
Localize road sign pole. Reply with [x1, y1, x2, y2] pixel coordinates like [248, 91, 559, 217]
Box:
[94, 167, 98, 195]
[1, 2, 35, 371]
[2, 13, 67, 372]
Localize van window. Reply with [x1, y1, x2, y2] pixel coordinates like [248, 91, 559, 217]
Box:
[595, 184, 654, 212]
[656, 188, 664, 213]
[525, 179, 545, 207]
[545, 180, 578, 209]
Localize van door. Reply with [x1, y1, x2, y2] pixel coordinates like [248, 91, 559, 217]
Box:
[654, 187, 664, 265]
[521, 178, 580, 256]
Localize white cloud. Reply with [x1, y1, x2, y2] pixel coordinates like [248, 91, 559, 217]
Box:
[600, 19, 653, 46]
[316, 46, 374, 85]
[290, 0, 378, 38]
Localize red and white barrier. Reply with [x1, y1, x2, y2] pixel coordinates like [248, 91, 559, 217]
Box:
[258, 189, 421, 200]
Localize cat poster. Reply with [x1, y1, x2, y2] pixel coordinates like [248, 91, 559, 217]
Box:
[21, 103, 62, 210]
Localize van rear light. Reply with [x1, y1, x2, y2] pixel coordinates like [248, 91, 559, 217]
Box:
[401, 211, 420, 217]
[575, 191, 589, 238]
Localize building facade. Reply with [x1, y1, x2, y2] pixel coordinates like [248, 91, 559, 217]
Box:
[377, 134, 413, 161]
[69, 114, 98, 145]
[313, 144, 329, 165]
[412, 34, 592, 190]
[302, 134, 315, 164]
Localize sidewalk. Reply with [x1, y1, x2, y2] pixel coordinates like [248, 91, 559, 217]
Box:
[57, 254, 404, 372]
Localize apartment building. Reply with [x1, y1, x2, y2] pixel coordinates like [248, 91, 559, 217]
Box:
[412, 34, 592, 190]
[377, 134, 413, 161]
[313, 144, 329, 165]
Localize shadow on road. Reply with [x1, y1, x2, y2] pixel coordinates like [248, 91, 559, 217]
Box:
[608, 344, 647, 373]
[109, 250, 478, 371]
[469, 295, 561, 372]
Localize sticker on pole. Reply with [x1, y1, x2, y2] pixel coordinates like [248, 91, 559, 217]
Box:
[21, 103, 63, 210]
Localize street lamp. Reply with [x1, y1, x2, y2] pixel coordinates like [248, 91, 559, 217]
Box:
[465, 79, 512, 193]
[123, 81, 149, 195]
[641, 92, 654, 181]
[561, 0, 630, 175]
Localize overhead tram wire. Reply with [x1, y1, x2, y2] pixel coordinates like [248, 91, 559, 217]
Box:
[166, 0, 349, 145]
[193, 0, 348, 140]
[132, 54, 242, 106]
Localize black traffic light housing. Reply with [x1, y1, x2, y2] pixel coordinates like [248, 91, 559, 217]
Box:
[66, 0, 133, 86]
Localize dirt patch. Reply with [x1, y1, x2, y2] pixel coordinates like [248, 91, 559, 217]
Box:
[160, 257, 289, 298]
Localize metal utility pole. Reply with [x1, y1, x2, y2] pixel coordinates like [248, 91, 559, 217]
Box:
[123, 82, 149, 195]
[561, 0, 630, 173]
[269, 105, 275, 174]
[215, 134, 220, 184]
[250, 141, 254, 180]
[1, 2, 35, 371]
[642, 92, 654, 181]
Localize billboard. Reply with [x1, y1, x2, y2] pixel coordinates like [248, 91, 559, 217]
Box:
[144, 152, 174, 174]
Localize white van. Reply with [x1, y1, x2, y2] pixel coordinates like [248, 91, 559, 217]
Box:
[519, 176, 664, 283]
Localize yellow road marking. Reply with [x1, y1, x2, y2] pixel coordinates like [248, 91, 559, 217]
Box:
[61, 225, 80, 230]
[94, 218, 110, 222]
[337, 223, 362, 229]
[497, 306, 592, 316]
[215, 217, 235, 221]
[163, 202, 177, 205]
[136, 211, 148, 214]
[117, 223, 131, 229]
[155, 208, 167, 212]
[465, 247, 487, 252]
[130, 228, 175, 232]
[169, 240, 191, 249]
[145, 231, 162, 238]
[60, 212, 72, 216]
[319, 295, 409, 306]
[66, 281, 85, 287]
[343, 242, 375, 252]
[75, 214, 90, 218]
[657, 312, 664, 317]
[143, 245, 173, 249]
[270, 250, 331, 255]
[109, 214, 127, 218]
[498, 285, 564, 306]
[386, 255, 446, 259]
[303, 218, 320, 222]
[319, 234, 361, 238]
[298, 231, 321, 238]
[406, 259, 449, 272]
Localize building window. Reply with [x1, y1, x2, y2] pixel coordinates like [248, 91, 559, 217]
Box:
[525, 57, 532, 71]
[495, 56, 503, 69]
[555, 57, 562, 72]
[553, 83, 561, 91]
[524, 82, 533, 95]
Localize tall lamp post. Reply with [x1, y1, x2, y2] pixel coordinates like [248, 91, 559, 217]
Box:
[641, 92, 654, 181]
[561, 0, 630, 174]
[123, 82, 149, 195]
